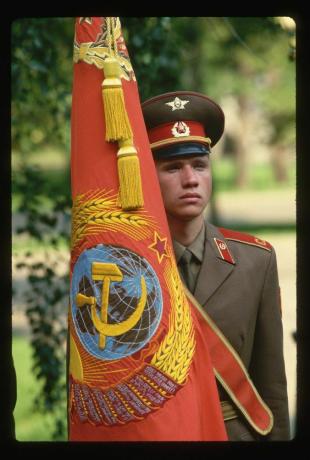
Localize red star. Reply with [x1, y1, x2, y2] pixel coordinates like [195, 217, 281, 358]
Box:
[148, 232, 169, 264]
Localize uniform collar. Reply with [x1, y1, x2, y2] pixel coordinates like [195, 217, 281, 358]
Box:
[173, 223, 205, 263]
[194, 222, 236, 305]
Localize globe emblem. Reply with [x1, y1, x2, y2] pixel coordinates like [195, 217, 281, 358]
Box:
[71, 244, 163, 360]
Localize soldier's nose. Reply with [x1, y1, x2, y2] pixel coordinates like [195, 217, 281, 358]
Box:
[181, 165, 199, 186]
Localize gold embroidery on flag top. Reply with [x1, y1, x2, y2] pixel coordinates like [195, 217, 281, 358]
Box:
[74, 17, 135, 81]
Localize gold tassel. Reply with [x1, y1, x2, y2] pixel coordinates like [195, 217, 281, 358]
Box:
[117, 139, 144, 210]
[102, 57, 133, 142]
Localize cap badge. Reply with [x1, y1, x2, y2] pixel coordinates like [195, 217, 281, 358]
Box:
[171, 121, 190, 137]
[166, 97, 189, 111]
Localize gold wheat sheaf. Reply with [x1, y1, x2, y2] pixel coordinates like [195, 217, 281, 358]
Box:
[151, 263, 196, 384]
[71, 191, 155, 250]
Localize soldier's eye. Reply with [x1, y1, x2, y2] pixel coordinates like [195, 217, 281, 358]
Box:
[166, 163, 181, 172]
[193, 161, 207, 170]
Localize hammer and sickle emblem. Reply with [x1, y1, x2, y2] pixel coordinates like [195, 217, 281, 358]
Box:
[76, 262, 147, 349]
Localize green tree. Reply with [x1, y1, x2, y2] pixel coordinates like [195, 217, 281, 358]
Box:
[122, 17, 183, 101]
[174, 17, 295, 186]
[12, 17, 74, 154]
[12, 17, 74, 440]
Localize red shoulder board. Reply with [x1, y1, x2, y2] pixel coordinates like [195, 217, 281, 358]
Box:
[219, 228, 272, 252]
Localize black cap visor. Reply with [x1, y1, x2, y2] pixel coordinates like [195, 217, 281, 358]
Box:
[153, 142, 210, 160]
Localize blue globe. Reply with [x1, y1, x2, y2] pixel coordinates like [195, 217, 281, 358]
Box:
[71, 244, 163, 360]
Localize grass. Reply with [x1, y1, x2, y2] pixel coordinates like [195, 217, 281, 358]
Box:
[12, 335, 67, 441]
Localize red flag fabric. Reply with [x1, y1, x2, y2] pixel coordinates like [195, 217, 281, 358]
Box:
[68, 17, 227, 441]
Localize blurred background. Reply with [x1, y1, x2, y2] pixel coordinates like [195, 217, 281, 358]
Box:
[11, 17, 296, 440]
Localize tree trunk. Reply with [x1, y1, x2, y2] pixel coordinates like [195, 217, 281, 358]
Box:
[235, 94, 249, 188]
[271, 144, 288, 182]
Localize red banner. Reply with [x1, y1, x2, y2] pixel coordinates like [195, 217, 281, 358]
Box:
[68, 17, 227, 441]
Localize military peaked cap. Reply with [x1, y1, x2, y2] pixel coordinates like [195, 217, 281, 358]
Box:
[142, 91, 225, 159]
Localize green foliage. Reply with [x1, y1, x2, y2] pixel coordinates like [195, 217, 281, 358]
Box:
[13, 160, 70, 439]
[123, 17, 295, 146]
[11, 18, 74, 153]
[12, 17, 295, 152]
[191, 18, 292, 95]
[122, 17, 183, 101]
[186, 18, 295, 145]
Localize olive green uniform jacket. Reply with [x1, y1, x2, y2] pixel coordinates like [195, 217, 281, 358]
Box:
[176, 222, 290, 441]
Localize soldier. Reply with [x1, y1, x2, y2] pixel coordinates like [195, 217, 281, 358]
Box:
[142, 91, 291, 441]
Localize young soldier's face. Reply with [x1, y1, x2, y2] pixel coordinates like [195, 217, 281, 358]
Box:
[155, 154, 212, 222]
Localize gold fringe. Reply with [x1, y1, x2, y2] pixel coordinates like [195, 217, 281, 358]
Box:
[102, 57, 132, 141]
[117, 139, 144, 210]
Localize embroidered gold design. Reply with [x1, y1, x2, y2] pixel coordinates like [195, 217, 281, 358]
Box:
[76, 263, 147, 349]
[69, 331, 84, 381]
[151, 259, 195, 384]
[70, 190, 196, 425]
[71, 190, 155, 250]
[148, 232, 169, 264]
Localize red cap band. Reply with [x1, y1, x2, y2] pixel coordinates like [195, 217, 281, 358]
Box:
[148, 120, 211, 149]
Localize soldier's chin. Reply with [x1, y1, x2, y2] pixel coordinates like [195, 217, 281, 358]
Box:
[177, 207, 203, 220]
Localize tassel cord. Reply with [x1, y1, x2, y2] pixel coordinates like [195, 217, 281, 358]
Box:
[102, 17, 144, 210]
